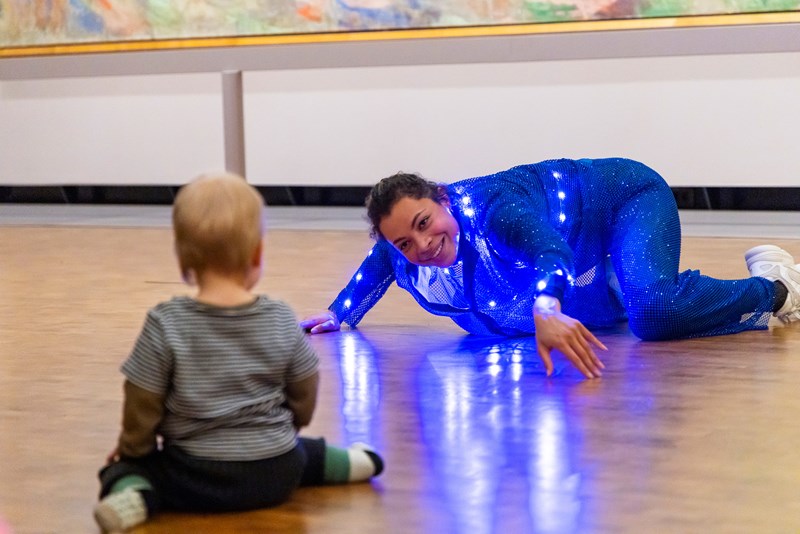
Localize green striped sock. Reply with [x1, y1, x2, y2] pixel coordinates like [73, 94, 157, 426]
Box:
[323, 444, 384, 483]
[109, 474, 153, 494]
[323, 446, 351, 483]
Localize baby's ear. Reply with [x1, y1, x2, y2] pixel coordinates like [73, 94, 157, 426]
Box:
[251, 241, 264, 267]
[182, 267, 197, 286]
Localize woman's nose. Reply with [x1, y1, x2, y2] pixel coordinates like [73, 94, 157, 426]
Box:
[415, 234, 432, 250]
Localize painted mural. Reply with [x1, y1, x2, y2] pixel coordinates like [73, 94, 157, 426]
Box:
[1, 0, 798, 48]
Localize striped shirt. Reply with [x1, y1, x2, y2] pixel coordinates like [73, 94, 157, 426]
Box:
[122, 295, 319, 461]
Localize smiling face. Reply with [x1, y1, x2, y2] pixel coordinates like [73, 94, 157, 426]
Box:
[378, 196, 460, 267]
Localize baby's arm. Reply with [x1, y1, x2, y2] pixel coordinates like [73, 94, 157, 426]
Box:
[284, 371, 319, 429]
[117, 380, 166, 458]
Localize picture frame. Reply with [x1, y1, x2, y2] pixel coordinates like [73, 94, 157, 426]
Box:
[2, 1, 799, 58]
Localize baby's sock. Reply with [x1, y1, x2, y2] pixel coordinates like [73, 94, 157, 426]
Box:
[324, 443, 385, 483]
[94, 475, 153, 532]
[109, 474, 152, 494]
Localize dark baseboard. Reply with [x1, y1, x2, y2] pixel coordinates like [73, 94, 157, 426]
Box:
[670, 187, 800, 211]
[1, 185, 799, 210]
[0, 185, 373, 207]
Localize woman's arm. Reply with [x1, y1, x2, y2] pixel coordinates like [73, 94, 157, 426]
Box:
[481, 174, 605, 378]
[491, 206, 605, 377]
[481, 179, 574, 302]
[304, 241, 397, 334]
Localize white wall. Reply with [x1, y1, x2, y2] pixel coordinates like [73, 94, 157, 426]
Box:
[2, 51, 799, 187]
[0, 73, 225, 185]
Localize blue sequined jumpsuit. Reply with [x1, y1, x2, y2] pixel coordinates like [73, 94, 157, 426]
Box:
[329, 158, 775, 340]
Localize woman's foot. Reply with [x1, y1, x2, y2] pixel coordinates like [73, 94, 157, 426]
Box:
[745, 245, 800, 323]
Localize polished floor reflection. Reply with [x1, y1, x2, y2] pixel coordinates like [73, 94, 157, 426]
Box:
[2, 223, 800, 533]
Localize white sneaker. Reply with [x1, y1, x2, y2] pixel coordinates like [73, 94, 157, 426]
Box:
[93, 489, 148, 533]
[745, 244, 800, 324]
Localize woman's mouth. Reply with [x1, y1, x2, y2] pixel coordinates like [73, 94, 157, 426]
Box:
[422, 238, 445, 263]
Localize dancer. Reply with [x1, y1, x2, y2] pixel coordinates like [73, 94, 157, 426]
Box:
[302, 158, 800, 378]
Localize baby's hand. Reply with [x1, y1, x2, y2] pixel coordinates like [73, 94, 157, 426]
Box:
[106, 446, 120, 464]
[300, 311, 341, 334]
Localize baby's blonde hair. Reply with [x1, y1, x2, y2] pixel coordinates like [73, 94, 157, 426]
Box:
[172, 172, 264, 279]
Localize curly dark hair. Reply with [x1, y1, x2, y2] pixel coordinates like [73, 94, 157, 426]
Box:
[366, 172, 448, 240]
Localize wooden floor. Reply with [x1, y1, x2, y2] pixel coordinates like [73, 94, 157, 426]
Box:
[2, 222, 800, 534]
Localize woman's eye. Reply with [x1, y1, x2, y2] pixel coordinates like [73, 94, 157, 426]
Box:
[419, 216, 430, 229]
[399, 241, 409, 251]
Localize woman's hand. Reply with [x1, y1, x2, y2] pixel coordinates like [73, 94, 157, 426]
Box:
[300, 311, 341, 334]
[533, 295, 607, 379]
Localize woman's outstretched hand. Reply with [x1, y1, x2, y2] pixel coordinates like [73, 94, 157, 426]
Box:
[300, 311, 341, 334]
[533, 295, 607, 379]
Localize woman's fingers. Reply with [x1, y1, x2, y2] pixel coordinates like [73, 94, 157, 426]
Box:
[309, 320, 332, 334]
[536, 341, 555, 377]
[298, 317, 319, 329]
[574, 334, 606, 372]
[573, 324, 606, 371]
[306, 313, 341, 334]
[534, 308, 607, 379]
[580, 323, 609, 352]
[560, 329, 604, 378]
[559, 344, 597, 379]
[301, 312, 339, 334]
[541, 332, 601, 378]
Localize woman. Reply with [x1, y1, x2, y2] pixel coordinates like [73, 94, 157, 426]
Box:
[301, 158, 799, 378]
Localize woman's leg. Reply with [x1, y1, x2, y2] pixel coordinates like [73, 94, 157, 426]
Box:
[608, 162, 775, 340]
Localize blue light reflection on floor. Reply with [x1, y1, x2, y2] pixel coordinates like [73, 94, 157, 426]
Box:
[319, 328, 655, 533]
[335, 331, 382, 447]
[417, 336, 589, 534]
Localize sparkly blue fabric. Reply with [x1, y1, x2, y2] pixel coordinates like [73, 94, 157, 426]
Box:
[330, 158, 775, 340]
